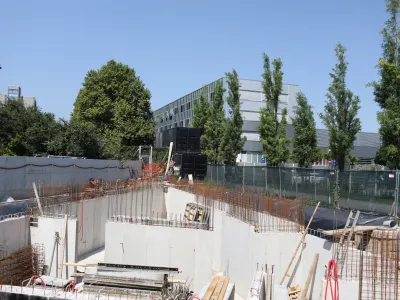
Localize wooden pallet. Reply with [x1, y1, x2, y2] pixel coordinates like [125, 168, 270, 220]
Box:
[288, 285, 301, 299]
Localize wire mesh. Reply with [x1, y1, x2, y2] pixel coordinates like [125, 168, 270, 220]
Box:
[206, 165, 400, 215]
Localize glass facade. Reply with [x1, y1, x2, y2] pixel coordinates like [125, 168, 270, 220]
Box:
[154, 78, 223, 136]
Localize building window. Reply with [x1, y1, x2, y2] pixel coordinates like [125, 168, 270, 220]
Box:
[160, 117, 163, 123]
[187, 102, 191, 110]
[181, 105, 184, 112]
[174, 123, 177, 127]
[164, 126, 167, 131]
[174, 107, 178, 114]
[179, 121, 183, 127]
[169, 114, 172, 120]
[186, 119, 190, 127]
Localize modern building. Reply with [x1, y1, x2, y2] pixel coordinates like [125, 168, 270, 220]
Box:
[0, 86, 36, 108]
[7, 85, 21, 101]
[21, 96, 36, 108]
[0, 93, 6, 104]
[154, 77, 380, 164]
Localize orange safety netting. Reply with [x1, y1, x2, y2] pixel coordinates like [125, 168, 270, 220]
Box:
[142, 163, 166, 179]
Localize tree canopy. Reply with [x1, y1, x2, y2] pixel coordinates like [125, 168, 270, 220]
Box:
[259, 53, 290, 165]
[320, 44, 361, 170]
[291, 92, 322, 167]
[72, 60, 155, 159]
[370, 0, 400, 169]
[192, 89, 209, 131]
[220, 69, 245, 164]
[201, 81, 226, 163]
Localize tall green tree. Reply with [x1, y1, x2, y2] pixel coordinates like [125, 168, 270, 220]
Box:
[319, 44, 361, 170]
[259, 107, 279, 165]
[72, 60, 155, 159]
[277, 108, 290, 164]
[291, 92, 322, 167]
[370, 0, 400, 169]
[48, 120, 100, 158]
[220, 69, 245, 164]
[192, 89, 209, 131]
[201, 81, 226, 163]
[259, 53, 289, 165]
[261, 53, 283, 131]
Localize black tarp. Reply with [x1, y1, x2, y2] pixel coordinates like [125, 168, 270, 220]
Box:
[305, 205, 395, 231]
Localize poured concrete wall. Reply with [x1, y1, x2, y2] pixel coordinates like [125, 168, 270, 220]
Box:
[0, 157, 141, 201]
[105, 222, 213, 292]
[161, 187, 337, 299]
[42, 187, 166, 260]
[0, 217, 30, 255]
[30, 216, 78, 279]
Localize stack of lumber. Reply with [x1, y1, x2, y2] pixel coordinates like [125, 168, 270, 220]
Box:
[202, 275, 230, 300]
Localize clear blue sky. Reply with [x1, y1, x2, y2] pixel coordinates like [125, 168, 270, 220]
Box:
[0, 0, 387, 132]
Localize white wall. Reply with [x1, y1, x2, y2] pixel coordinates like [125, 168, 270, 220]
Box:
[104, 222, 213, 292]
[43, 187, 166, 260]
[0, 157, 141, 200]
[0, 216, 30, 255]
[162, 188, 339, 299]
[31, 216, 78, 279]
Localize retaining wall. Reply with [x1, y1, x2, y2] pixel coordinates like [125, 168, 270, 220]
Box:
[30, 216, 78, 279]
[106, 187, 342, 299]
[0, 157, 141, 201]
[43, 187, 166, 260]
[0, 217, 30, 256]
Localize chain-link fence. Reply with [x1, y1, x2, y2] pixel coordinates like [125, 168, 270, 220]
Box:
[206, 165, 400, 215]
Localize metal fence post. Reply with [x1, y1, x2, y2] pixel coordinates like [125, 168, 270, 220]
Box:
[395, 170, 399, 218]
[295, 168, 298, 199]
[265, 166, 268, 193]
[242, 166, 245, 191]
[223, 165, 226, 186]
[279, 166, 282, 198]
[217, 165, 219, 186]
[253, 165, 255, 187]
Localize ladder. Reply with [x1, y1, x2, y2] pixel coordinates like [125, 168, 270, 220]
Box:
[337, 210, 360, 277]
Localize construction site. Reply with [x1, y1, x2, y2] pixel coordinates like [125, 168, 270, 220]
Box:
[0, 154, 399, 300]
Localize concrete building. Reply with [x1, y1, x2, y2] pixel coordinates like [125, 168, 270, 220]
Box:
[0, 86, 37, 108]
[7, 85, 21, 101]
[154, 78, 299, 161]
[154, 78, 381, 164]
[21, 96, 36, 108]
[0, 93, 6, 104]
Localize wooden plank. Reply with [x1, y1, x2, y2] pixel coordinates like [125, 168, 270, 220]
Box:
[280, 202, 320, 285]
[264, 273, 271, 300]
[300, 254, 319, 300]
[203, 276, 219, 300]
[58, 214, 68, 279]
[210, 277, 226, 300]
[32, 182, 44, 216]
[217, 276, 230, 300]
[61, 262, 97, 267]
[322, 226, 385, 236]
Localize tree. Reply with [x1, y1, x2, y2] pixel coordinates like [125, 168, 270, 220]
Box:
[319, 44, 361, 170]
[261, 53, 283, 131]
[277, 108, 290, 164]
[259, 53, 289, 165]
[291, 92, 322, 167]
[259, 107, 279, 165]
[369, 0, 400, 169]
[220, 69, 245, 164]
[201, 81, 225, 163]
[72, 60, 155, 159]
[48, 120, 100, 158]
[192, 89, 209, 131]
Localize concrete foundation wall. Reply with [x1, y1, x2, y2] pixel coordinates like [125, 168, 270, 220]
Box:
[30, 217, 78, 279]
[104, 222, 213, 293]
[43, 187, 166, 260]
[0, 157, 141, 201]
[162, 188, 337, 299]
[0, 217, 30, 255]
